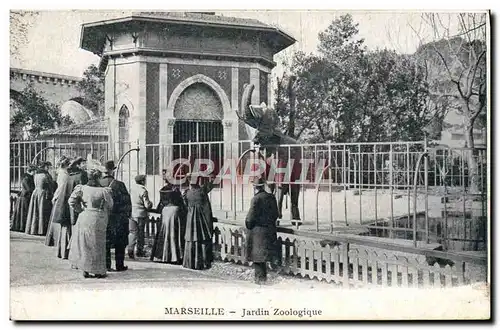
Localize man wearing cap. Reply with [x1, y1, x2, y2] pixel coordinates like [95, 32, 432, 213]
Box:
[100, 160, 132, 271]
[245, 177, 280, 284]
[129, 174, 153, 258]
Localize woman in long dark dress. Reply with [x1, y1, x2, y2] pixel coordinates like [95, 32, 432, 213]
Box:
[25, 161, 55, 235]
[44, 157, 74, 259]
[68, 168, 113, 278]
[11, 164, 36, 232]
[182, 174, 214, 270]
[150, 186, 186, 264]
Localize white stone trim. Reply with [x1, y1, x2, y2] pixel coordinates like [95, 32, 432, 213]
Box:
[268, 72, 272, 107]
[250, 68, 260, 104]
[111, 55, 273, 74]
[159, 63, 169, 146]
[231, 67, 239, 111]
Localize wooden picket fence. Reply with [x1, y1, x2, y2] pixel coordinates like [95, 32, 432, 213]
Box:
[10, 194, 486, 288]
[209, 221, 486, 288]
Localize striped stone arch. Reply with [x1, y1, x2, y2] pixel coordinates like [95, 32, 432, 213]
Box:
[166, 74, 232, 119]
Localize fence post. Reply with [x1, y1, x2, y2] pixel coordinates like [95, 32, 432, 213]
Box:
[328, 141, 333, 233]
[374, 145, 378, 223]
[389, 144, 394, 239]
[413, 152, 428, 247]
[343, 145, 348, 227]
[424, 136, 429, 244]
[342, 242, 350, 288]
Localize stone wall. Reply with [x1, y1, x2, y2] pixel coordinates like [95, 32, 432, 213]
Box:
[10, 69, 82, 107]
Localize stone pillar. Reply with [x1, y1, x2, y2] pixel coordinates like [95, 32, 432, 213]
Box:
[137, 61, 148, 175]
[231, 67, 239, 113]
[158, 63, 169, 172]
[104, 61, 117, 160]
[164, 118, 176, 168]
[267, 72, 272, 108]
[250, 68, 260, 104]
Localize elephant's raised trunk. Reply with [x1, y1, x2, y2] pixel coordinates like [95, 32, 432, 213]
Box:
[236, 83, 299, 146]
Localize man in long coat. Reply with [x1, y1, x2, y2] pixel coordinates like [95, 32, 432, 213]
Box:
[44, 158, 73, 259]
[245, 177, 280, 284]
[100, 160, 132, 271]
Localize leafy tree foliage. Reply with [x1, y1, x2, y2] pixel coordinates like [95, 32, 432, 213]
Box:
[274, 14, 439, 143]
[10, 84, 73, 141]
[77, 64, 105, 117]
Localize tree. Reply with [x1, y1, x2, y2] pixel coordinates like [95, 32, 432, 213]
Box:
[77, 64, 105, 117]
[10, 84, 73, 141]
[275, 14, 437, 144]
[274, 52, 341, 141]
[412, 13, 487, 191]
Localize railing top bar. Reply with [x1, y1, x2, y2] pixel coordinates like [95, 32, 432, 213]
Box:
[146, 212, 486, 265]
[429, 145, 488, 151]
[141, 141, 426, 148]
[56, 142, 110, 146]
[10, 140, 49, 144]
[278, 228, 487, 265]
[144, 140, 254, 147]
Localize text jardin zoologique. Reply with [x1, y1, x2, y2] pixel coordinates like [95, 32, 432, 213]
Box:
[163, 307, 323, 318]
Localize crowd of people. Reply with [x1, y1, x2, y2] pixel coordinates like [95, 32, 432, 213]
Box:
[11, 156, 281, 284]
[10, 156, 219, 279]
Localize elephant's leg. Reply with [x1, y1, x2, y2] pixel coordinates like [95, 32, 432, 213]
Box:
[290, 184, 302, 225]
[267, 183, 276, 195]
[276, 185, 289, 219]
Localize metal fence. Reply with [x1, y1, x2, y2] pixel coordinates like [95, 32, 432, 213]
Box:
[10, 139, 488, 252]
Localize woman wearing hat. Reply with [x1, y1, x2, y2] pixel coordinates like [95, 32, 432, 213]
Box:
[44, 156, 74, 259]
[182, 173, 214, 270]
[11, 164, 36, 232]
[68, 168, 114, 278]
[69, 157, 88, 187]
[150, 184, 186, 264]
[25, 161, 55, 236]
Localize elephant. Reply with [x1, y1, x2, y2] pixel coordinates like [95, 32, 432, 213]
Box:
[237, 84, 302, 226]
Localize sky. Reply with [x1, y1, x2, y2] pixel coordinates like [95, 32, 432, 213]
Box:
[9, 10, 467, 78]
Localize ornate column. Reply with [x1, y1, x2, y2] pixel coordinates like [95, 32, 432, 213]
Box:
[164, 118, 176, 168]
[158, 63, 170, 172]
[250, 68, 260, 104]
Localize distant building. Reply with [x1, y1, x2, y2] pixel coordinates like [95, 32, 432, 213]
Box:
[437, 126, 486, 149]
[433, 109, 487, 149]
[39, 117, 108, 144]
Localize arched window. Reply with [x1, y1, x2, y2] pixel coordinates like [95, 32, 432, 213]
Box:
[118, 105, 129, 157]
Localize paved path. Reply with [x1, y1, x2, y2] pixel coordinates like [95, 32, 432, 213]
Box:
[10, 231, 243, 289]
[9, 232, 489, 321]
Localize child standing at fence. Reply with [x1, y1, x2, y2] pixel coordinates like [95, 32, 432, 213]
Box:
[128, 174, 153, 259]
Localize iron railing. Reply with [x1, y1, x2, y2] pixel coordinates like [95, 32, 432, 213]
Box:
[10, 139, 488, 252]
